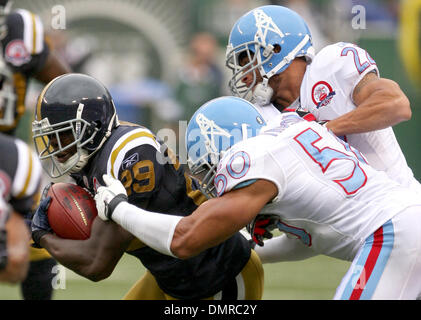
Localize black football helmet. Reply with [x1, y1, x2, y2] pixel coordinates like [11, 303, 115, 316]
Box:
[32, 73, 119, 178]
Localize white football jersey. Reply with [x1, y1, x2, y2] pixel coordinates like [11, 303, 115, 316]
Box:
[256, 42, 421, 194]
[215, 113, 421, 261]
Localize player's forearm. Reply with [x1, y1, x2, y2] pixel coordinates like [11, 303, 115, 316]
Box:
[111, 201, 182, 258]
[39, 218, 129, 281]
[39, 234, 103, 280]
[111, 199, 241, 260]
[170, 198, 256, 259]
[254, 234, 316, 263]
[110, 180, 274, 259]
[35, 51, 72, 84]
[327, 81, 411, 136]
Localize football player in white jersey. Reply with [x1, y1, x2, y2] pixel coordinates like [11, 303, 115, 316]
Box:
[225, 5, 421, 194]
[95, 97, 421, 300]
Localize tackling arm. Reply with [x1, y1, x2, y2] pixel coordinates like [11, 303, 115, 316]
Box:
[326, 73, 411, 136]
[97, 176, 277, 259]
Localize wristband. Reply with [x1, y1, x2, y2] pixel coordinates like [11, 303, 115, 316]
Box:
[107, 194, 128, 220]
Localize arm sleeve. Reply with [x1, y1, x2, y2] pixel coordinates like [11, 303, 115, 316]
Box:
[112, 201, 181, 257]
[254, 234, 317, 263]
[2, 9, 49, 75]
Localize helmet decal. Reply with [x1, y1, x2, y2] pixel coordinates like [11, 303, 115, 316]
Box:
[196, 113, 232, 165]
[254, 9, 284, 47]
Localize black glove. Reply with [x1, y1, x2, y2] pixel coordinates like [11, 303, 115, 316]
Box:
[246, 214, 279, 247]
[31, 196, 52, 248]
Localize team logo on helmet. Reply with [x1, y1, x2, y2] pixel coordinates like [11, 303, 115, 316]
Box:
[311, 81, 335, 109]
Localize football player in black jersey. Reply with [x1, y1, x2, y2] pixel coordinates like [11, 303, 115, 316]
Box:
[0, 0, 70, 134]
[30, 73, 264, 299]
[0, 0, 71, 300]
[0, 132, 42, 283]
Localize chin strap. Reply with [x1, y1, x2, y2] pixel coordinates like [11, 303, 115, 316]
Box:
[252, 78, 273, 106]
[56, 149, 90, 175]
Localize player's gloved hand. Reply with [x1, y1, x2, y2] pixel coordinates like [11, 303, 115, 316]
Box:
[0, 197, 10, 270]
[246, 214, 279, 247]
[94, 174, 128, 221]
[31, 196, 52, 248]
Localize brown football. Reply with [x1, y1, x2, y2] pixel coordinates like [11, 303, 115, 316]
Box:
[47, 183, 97, 240]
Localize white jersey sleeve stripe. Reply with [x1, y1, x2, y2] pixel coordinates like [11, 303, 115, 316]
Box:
[34, 13, 44, 54]
[12, 139, 41, 198]
[15, 9, 44, 55]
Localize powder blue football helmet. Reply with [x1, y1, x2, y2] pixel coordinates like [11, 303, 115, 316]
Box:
[226, 5, 314, 105]
[186, 96, 266, 198]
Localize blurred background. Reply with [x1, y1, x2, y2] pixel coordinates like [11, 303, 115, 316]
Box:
[2, 0, 420, 299]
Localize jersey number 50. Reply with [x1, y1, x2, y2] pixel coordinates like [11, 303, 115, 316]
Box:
[294, 128, 367, 195]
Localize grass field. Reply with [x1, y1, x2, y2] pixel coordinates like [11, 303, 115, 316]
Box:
[0, 253, 350, 300]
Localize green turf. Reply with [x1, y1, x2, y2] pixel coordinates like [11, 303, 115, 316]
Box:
[0, 253, 350, 300]
[262, 255, 350, 299]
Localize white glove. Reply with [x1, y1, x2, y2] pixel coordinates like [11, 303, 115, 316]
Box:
[94, 174, 128, 221]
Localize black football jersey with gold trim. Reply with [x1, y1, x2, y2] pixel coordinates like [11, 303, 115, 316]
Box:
[71, 123, 251, 299]
[0, 9, 49, 133]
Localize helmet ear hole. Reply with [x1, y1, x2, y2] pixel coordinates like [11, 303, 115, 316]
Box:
[273, 44, 281, 53]
[84, 121, 100, 145]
